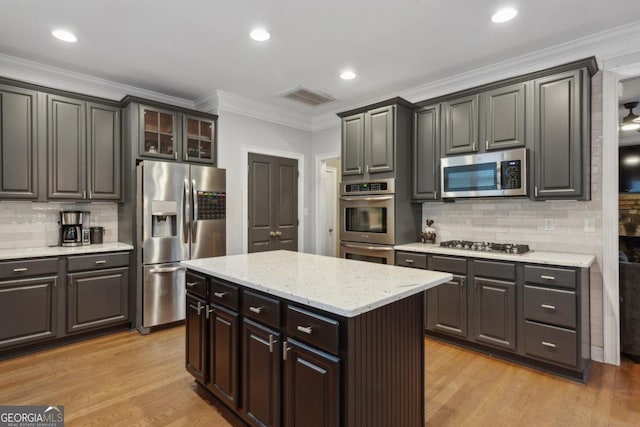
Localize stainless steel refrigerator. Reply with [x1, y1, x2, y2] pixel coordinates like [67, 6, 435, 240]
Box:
[138, 160, 226, 331]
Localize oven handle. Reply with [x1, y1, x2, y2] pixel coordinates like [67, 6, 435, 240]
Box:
[340, 196, 393, 202]
[341, 243, 394, 252]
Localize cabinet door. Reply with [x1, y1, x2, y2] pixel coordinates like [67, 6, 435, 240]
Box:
[0, 85, 38, 199]
[183, 115, 216, 165]
[413, 104, 440, 200]
[366, 105, 394, 174]
[208, 304, 240, 409]
[426, 274, 467, 338]
[472, 277, 516, 351]
[341, 113, 365, 176]
[242, 319, 281, 427]
[0, 276, 57, 349]
[185, 293, 207, 381]
[284, 339, 339, 427]
[67, 267, 129, 333]
[444, 95, 478, 155]
[483, 83, 526, 151]
[87, 103, 121, 200]
[47, 95, 86, 199]
[533, 69, 587, 200]
[139, 105, 179, 159]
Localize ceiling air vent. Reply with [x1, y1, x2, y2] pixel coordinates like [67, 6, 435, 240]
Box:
[280, 85, 336, 107]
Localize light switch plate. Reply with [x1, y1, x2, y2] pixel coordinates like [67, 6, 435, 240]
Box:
[544, 218, 554, 231]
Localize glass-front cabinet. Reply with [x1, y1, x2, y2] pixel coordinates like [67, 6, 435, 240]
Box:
[183, 115, 216, 164]
[140, 106, 178, 159]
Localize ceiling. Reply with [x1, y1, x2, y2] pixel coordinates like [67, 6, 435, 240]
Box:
[2, 1, 640, 119]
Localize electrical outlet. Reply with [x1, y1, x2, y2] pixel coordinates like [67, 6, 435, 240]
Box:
[584, 218, 596, 233]
[544, 218, 554, 231]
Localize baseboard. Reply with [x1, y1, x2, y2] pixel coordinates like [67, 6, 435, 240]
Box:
[591, 345, 605, 363]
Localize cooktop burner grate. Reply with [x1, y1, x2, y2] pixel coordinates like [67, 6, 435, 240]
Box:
[439, 240, 530, 254]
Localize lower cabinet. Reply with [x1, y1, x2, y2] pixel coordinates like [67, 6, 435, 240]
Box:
[185, 293, 206, 381]
[207, 304, 240, 409]
[283, 338, 340, 427]
[426, 275, 467, 338]
[0, 276, 58, 349]
[472, 277, 516, 351]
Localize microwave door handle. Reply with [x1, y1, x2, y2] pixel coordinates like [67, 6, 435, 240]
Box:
[496, 162, 502, 190]
[340, 196, 393, 202]
[341, 243, 394, 252]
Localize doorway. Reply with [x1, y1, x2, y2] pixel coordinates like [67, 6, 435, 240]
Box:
[315, 154, 341, 256]
[248, 152, 299, 253]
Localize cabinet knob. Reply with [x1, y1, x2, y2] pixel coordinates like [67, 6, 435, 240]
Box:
[275, 231, 282, 237]
[269, 231, 276, 237]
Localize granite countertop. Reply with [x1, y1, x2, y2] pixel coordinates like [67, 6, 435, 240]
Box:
[182, 250, 452, 318]
[0, 242, 134, 260]
[394, 242, 596, 268]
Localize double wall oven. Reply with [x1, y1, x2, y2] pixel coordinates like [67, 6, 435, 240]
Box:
[339, 179, 396, 264]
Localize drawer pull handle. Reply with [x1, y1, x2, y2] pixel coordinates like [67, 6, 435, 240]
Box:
[249, 306, 262, 314]
[268, 334, 277, 353]
[95, 260, 107, 264]
[540, 275, 555, 281]
[541, 341, 556, 349]
[196, 301, 203, 316]
[186, 281, 198, 287]
[13, 268, 28, 272]
[206, 306, 213, 319]
[541, 304, 556, 310]
[404, 259, 414, 263]
[213, 291, 227, 298]
[283, 341, 292, 360]
[297, 325, 313, 335]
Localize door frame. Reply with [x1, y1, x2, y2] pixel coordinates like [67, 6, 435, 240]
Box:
[315, 152, 340, 255]
[242, 145, 304, 253]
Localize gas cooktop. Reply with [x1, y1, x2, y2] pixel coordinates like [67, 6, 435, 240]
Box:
[439, 240, 531, 254]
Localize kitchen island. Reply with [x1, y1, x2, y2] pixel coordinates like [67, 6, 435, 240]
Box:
[182, 250, 451, 427]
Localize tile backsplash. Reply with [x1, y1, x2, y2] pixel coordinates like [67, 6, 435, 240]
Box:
[0, 202, 118, 249]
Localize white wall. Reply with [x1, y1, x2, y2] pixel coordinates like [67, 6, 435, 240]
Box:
[217, 110, 313, 255]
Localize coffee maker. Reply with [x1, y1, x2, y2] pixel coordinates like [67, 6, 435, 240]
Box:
[60, 211, 90, 247]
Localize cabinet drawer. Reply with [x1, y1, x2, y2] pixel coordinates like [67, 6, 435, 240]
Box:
[286, 305, 340, 356]
[210, 278, 239, 311]
[395, 252, 427, 269]
[431, 255, 466, 275]
[0, 258, 58, 279]
[524, 285, 576, 329]
[524, 321, 577, 367]
[243, 290, 281, 329]
[473, 260, 515, 281]
[185, 271, 207, 298]
[524, 265, 576, 289]
[67, 252, 129, 272]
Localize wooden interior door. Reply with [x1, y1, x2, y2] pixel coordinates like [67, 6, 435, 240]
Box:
[248, 153, 298, 253]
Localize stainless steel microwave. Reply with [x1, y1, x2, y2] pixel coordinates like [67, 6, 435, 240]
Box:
[440, 148, 528, 198]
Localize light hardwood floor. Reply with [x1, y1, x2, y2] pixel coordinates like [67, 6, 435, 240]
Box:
[0, 326, 638, 426]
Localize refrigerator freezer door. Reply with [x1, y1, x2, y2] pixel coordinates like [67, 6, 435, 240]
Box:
[142, 161, 190, 264]
[142, 263, 186, 327]
[190, 166, 226, 259]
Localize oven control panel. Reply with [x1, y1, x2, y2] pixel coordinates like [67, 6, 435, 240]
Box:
[341, 178, 395, 195]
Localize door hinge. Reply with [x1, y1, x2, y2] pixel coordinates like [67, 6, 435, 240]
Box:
[297, 219, 299, 226]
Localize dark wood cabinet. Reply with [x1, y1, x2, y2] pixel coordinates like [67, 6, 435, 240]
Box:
[242, 319, 281, 426]
[183, 115, 216, 164]
[207, 304, 240, 409]
[341, 113, 366, 176]
[186, 293, 207, 382]
[139, 105, 179, 159]
[413, 104, 441, 200]
[283, 338, 340, 427]
[47, 95, 121, 201]
[0, 84, 39, 199]
[533, 69, 589, 200]
[472, 277, 516, 351]
[366, 106, 394, 174]
[426, 274, 467, 338]
[443, 95, 478, 155]
[483, 83, 526, 151]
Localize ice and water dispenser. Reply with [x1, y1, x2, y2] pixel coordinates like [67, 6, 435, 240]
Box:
[151, 200, 178, 238]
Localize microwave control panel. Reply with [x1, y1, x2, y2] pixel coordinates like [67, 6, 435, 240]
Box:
[500, 160, 522, 189]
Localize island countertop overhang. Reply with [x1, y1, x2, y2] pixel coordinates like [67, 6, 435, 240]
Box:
[181, 250, 452, 318]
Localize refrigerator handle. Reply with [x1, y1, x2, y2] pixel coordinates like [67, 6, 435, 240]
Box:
[183, 179, 190, 244]
[192, 179, 198, 243]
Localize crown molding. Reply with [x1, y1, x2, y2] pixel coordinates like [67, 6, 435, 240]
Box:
[215, 90, 312, 131]
[311, 113, 341, 131]
[194, 91, 219, 114]
[0, 53, 196, 108]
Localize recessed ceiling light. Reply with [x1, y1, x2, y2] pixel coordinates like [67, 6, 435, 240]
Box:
[52, 29, 77, 43]
[491, 7, 518, 23]
[250, 28, 270, 42]
[340, 70, 356, 80]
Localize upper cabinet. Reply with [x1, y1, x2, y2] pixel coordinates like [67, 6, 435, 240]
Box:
[443, 83, 526, 156]
[533, 69, 590, 200]
[338, 98, 413, 180]
[0, 84, 39, 200]
[125, 98, 218, 166]
[413, 104, 441, 200]
[47, 94, 121, 201]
